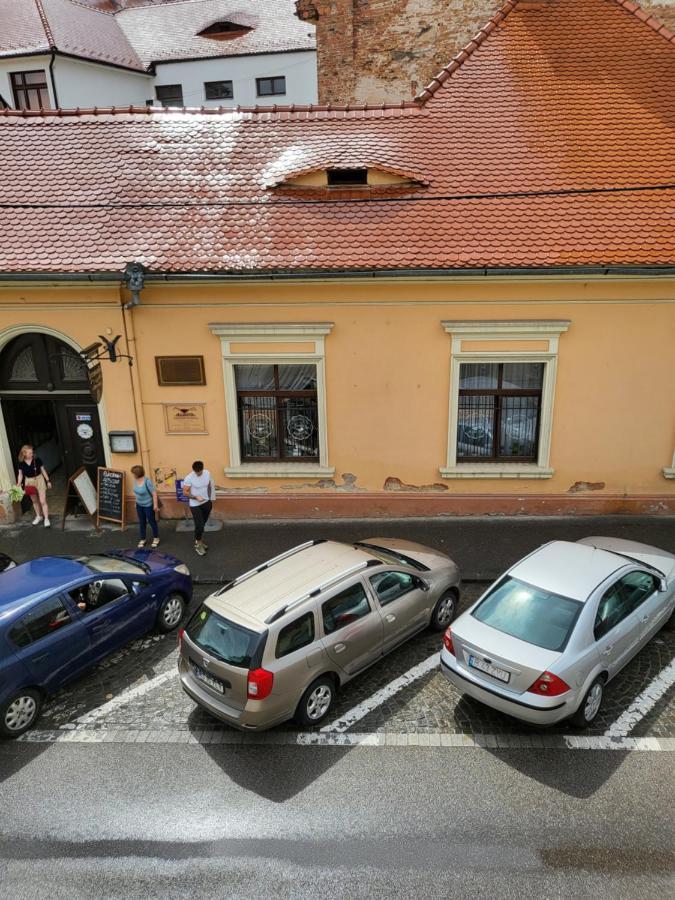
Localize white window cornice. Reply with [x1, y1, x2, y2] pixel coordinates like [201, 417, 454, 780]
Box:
[209, 322, 334, 339]
[442, 320, 570, 337]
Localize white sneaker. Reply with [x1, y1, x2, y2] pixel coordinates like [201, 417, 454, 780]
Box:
[44, 518, 51, 528]
[32, 515, 43, 525]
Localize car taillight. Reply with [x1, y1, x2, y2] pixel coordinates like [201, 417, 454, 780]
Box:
[443, 628, 455, 655]
[527, 671, 570, 697]
[178, 628, 185, 652]
[247, 668, 274, 700]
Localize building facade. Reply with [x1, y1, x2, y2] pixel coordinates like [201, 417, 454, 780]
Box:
[0, 0, 673, 521]
[0, 0, 317, 111]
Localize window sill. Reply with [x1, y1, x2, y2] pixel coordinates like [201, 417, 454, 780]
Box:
[440, 464, 554, 480]
[224, 464, 336, 479]
[663, 468, 675, 480]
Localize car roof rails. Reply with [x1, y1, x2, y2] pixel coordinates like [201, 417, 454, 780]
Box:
[214, 539, 326, 597]
[265, 558, 379, 624]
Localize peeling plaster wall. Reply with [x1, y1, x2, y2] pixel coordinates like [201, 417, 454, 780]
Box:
[297, 0, 675, 105]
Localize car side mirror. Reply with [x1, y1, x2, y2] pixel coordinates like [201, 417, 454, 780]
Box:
[659, 578, 668, 592]
[414, 577, 430, 592]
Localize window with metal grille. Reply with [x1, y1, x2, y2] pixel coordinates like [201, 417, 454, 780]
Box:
[456, 362, 544, 462]
[10, 71, 51, 111]
[155, 84, 184, 107]
[256, 76, 286, 97]
[235, 364, 319, 462]
[204, 80, 234, 100]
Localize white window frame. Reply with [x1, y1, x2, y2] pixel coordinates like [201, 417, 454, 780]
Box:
[440, 320, 570, 480]
[209, 322, 335, 478]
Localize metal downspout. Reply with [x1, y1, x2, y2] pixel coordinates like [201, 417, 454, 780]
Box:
[49, 51, 59, 109]
[120, 263, 151, 474]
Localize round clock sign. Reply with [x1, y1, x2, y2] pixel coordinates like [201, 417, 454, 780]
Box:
[77, 423, 94, 440]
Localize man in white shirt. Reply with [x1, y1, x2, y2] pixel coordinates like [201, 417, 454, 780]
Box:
[182, 460, 215, 556]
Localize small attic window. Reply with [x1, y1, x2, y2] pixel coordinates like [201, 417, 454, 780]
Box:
[198, 20, 253, 39]
[327, 169, 368, 186]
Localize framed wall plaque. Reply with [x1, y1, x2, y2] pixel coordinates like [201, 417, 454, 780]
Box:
[164, 403, 207, 434]
[155, 356, 205, 386]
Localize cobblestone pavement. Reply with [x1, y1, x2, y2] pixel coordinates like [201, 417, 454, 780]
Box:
[34, 584, 675, 741]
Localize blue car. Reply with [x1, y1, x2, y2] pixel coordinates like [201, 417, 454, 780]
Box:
[0, 550, 192, 738]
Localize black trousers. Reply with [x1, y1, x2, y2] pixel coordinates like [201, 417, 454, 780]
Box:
[190, 501, 212, 541]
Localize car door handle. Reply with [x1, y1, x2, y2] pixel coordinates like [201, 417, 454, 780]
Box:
[385, 614, 396, 623]
[640, 615, 649, 623]
[333, 643, 346, 653]
[91, 622, 111, 634]
[29, 653, 49, 663]
[601, 645, 614, 656]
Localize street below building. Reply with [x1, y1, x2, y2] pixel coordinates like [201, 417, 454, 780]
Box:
[1, 515, 674, 897]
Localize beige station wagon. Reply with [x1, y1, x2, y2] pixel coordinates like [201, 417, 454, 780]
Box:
[178, 538, 460, 730]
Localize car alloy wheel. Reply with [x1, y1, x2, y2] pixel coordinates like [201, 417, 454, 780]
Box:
[306, 684, 332, 721]
[158, 593, 185, 632]
[431, 589, 457, 631]
[3, 692, 39, 736]
[583, 682, 603, 722]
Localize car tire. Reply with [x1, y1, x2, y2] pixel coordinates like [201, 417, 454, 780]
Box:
[0, 688, 42, 739]
[570, 677, 604, 728]
[295, 676, 335, 727]
[430, 588, 458, 631]
[156, 592, 186, 633]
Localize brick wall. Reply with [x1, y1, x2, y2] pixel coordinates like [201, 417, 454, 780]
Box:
[297, 0, 675, 105]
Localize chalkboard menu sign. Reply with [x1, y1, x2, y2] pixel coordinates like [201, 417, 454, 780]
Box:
[97, 467, 126, 528]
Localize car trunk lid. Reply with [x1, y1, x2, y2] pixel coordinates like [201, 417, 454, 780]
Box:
[452, 618, 561, 695]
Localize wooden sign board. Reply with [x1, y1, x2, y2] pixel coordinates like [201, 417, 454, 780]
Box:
[61, 466, 98, 530]
[164, 403, 207, 434]
[97, 467, 126, 529]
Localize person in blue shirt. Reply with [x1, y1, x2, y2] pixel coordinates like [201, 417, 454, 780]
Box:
[130, 465, 160, 549]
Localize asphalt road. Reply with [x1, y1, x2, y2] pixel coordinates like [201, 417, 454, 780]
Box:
[0, 742, 673, 899]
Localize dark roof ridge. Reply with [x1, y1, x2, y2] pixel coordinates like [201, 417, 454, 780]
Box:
[0, 100, 423, 120]
[114, 0, 251, 13]
[415, 0, 517, 103]
[33, 0, 56, 48]
[64, 0, 116, 17]
[612, 0, 675, 44]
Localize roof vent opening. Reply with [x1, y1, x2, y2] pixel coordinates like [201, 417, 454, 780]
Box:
[197, 20, 253, 40]
[327, 168, 369, 187]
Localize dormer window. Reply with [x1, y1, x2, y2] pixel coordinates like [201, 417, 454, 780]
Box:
[327, 168, 368, 187]
[198, 20, 253, 40]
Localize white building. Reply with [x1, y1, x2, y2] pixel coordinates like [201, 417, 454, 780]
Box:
[0, 0, 317, 111]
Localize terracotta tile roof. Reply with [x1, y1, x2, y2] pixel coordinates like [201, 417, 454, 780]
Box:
[0, 0, 673, 275]
[115, 0, 316, 66]
[0, 0, 145, 71]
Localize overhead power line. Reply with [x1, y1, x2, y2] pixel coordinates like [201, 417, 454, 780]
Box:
[0, 182, 673, 211]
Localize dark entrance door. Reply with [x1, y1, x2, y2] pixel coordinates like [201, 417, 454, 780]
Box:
[0, 333, 106, 482]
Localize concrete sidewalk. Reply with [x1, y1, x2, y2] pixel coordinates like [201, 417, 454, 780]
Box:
[2, 513, 675, 584]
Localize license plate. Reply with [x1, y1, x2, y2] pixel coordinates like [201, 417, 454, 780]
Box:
[191, 663, 225, 694]
[469, 655, 510, 683]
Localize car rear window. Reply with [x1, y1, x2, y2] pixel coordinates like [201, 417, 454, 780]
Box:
[186, 605, 259, 668]
[471, 576, 582, 652]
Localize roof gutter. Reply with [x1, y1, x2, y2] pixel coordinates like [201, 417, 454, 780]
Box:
[0, 265, 674, 285]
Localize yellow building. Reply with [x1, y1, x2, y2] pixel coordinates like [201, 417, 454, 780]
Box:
[0, 0, 673, 520]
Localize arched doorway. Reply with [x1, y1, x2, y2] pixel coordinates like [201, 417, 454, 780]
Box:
[0, 333, 106, 499]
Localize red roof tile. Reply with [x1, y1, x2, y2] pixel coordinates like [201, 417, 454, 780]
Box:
[0, 0, 673, 274]
[0, 0, 145, 71]
[115, 0, 315, 65]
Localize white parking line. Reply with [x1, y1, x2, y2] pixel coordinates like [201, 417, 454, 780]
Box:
[17, 728, 675, 751]
[605, 657, 675, 738]
[73, 669, 175, 725]
[322, 654, 439, 733]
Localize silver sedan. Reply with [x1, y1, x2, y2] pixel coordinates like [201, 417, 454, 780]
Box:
[440, 537, 675, 728]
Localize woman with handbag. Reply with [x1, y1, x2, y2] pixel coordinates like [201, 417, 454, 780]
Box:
[130, 465, 160, 549]
[16, 445, 52, 527]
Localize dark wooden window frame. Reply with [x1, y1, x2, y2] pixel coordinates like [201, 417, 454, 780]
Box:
[155, 356, 206, 386]
[236, 363, 318, 463]
[256, 76, 286, 97]
[457, 362, 543, 463]
[10, 70, 51, 111]
[204, 80, 234, 100]
[155, 84, 184, 107]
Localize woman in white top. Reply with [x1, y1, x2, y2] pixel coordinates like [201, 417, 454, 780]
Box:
[182, 460, 214, 556]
